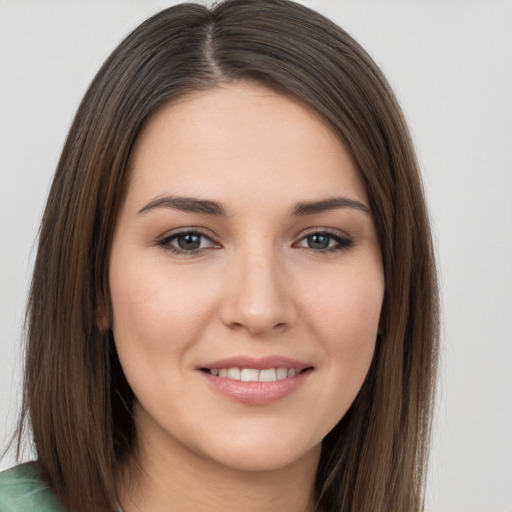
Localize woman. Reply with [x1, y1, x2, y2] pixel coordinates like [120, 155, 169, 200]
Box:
[0, 0, 439, 511]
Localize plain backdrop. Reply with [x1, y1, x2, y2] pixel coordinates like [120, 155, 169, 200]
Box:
[1, 1, 511, 511]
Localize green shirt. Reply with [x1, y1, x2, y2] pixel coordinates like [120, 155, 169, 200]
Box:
[0, 464, 65, 512]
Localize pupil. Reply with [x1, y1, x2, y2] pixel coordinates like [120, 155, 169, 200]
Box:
[178, 233, 201, 250]
[308, 234, 330, 249]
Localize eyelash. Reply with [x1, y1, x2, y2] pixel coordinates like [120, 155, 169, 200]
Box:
[156, 229, 353, 256]
[156, 229, 218, 256]
[295, 229, 353, 253]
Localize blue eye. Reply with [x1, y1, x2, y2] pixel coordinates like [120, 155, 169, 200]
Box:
[158, 231, 217, 254]
[296, 232, 352, 252]
[306, 234, 332, 249]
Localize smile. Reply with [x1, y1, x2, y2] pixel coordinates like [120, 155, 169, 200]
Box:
[204, 367, 301, 382]
[199, 357, 313, 405]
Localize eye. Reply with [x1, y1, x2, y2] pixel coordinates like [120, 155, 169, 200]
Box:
[157, 230, 219, 254]
[295, 231, 353, 252]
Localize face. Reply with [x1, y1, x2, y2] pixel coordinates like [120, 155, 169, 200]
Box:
[108, 83, 384, 473]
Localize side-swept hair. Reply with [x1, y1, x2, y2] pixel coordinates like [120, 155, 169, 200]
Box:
[15, 1, 439, 510]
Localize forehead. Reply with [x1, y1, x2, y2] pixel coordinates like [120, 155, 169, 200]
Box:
[125, 82, 368, 208]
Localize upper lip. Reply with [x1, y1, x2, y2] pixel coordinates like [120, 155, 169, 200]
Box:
[198, 355, 312, 371]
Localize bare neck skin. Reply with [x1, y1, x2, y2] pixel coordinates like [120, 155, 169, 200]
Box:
[118, 401, 320, 512]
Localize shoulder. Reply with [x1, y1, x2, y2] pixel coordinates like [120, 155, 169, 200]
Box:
[0, 463, 65, 512]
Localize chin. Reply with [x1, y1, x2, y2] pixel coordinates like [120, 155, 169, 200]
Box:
[193, 431, 322, 474]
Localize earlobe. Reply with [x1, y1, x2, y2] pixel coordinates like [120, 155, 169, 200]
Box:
[96, 295, 110, 332]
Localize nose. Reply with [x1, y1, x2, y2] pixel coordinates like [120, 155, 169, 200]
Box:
[219, 246, 298, 337]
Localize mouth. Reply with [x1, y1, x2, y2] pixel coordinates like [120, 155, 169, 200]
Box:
[200, 367, 311, 382]
[198, 356, 313, 405]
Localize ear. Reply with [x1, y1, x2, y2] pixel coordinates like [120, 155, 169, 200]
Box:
[96, 294, 110, 332]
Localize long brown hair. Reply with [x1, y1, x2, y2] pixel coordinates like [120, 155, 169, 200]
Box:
[14, 1, 439, 510]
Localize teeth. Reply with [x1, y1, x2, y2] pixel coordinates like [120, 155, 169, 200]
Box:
[226, 368, 241, 380]
[276, 368, 288, 380]
[240, 368, 259, 382]
[208, 367, 301, 382]
[259, 368, 277, 382]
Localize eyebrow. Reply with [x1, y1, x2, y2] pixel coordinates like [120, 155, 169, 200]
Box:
[137, 195, 370, 217]
[290, 197, 370, 216]
[138, 196, 229, 216]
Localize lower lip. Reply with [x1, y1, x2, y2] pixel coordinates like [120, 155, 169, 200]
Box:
[200, 370, 311, 406]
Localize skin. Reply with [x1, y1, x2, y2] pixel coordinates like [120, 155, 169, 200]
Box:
[108, 82, 385, 512]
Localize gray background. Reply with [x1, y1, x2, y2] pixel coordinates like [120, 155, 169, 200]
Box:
[1, 1, 511, 511]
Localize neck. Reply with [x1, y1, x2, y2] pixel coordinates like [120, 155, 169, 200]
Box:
[118, 408, 321, 512]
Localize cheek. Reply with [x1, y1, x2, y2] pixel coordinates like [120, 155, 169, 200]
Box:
[109, 260, 216, 358]
[303, 263, 384, 392]
[108, 263, 219, 415]
[310, 271, 383, 341]
[285, 265, 384, 445]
